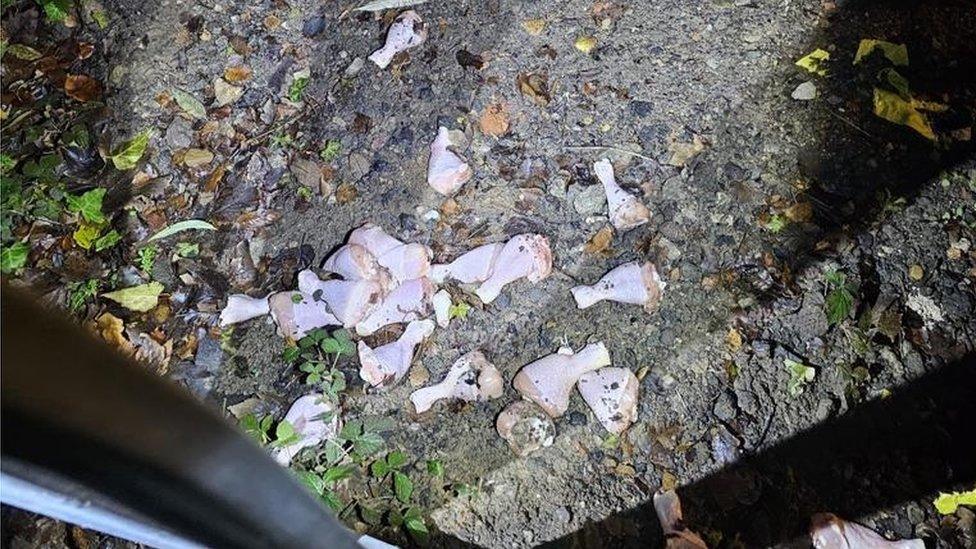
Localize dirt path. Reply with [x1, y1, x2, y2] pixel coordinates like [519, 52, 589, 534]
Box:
[3, 0, 975, 546]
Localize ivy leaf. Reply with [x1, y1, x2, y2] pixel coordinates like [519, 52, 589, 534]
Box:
[786, 359, 816, 397]
[394, 471, 413, 504]
[66, 188, 106, 224]
[323, 464, 356, 484]
[73, 223, 101, 250]
[0, 241, 30, 273]
[102, 281, 164, 312]
[94, 230, 122, 251]
[353, 431, 385, 458]
[386, 450, 408, 470]
[370, 459, 390, 478]
[331, 329, 356, 356]
[110, 129, 151, 170]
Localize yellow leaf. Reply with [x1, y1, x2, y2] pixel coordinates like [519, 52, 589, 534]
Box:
[795, 48, 830, 76]
[102, 282, 164, 312]
[575, 36, 597, 54]
[73, 223, 101, 249]
[933, 487, 976, 515]
[873, 88, 935, 140]
[522, 18, 546, 36]
[854, 39, 908, 66]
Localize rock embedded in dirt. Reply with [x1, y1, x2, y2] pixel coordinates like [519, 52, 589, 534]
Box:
[410, 350, 503, 413]
[302, 15, 326, 37]
[368, 10, 427, 69]
[593, 159, 650, 231]
[513, 342, 612, 417]
[165, 118, 194, 149]
[792, 81, 818, 101]
[577, 367, 639, 434]
[570, 261, 665, 312]
[358, 319, 435, 388]
[496, 400, 556, 457]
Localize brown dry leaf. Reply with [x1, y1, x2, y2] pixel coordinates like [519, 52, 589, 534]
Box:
[517, 72, 551, 106]
[92, 313, 135, 356]
[233, 209, 281, 230]
[726, 328, 742, 352]
[584, 225, 614, 255]
[440, 197, 460, 217]
[408, 362, 430, 388]
[522, 18, 546, 35]
[784, 201, 813, 223]
[479, 103, 510, 137]
[204, 164, 226, 193]
[264, 14, 281, 30]
[336, 183, 358, 204]
[224, 65, 252, 83]
[64, 74, 103, 102]
[182, 148, 214, 168]
[667, 134, 706, 167]
[132, 332, 173, 373]
[155, 90, 174, 108]
[175, 333, 198, 360]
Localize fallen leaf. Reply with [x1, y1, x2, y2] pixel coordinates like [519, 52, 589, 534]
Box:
[584, 225, 614, 255]
[784, 201, 813, 223]
[354, 0, 427, 11]
[147, 219, 217, 242]
[92, 313, 135, 355]
[182, 148, 214, 168]
[110, 129, 151, 170]
[726, 328, 742, 352]
[479, 103, 510, 137]
[102, 282, 164, 312]
[204, 164, 226, 193]
[224, 65, 252, 83]
[172, 89, 206, 119]
[854, 39, 908, 66]
[7, 44, 43, 61]
[667, 135, 706, 167]
[336, 183, 358, 204]
[522, 18, 546, 35]
[795, 48, 830, 76]
[933, 487, 976, 515]
[132, 332, 173, 373]
[516, 72, 551, 106]
[574, 36, 597, 54]
[264, 14, 281, 30]
[64, 74, 103, 102]
[873, 87, 935, 140]
[213, 78, 243, 107]
[233, 209, 281, 230]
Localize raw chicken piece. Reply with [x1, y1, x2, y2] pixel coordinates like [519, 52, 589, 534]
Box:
[475, 234, 552, 304]
[570, 261, 665, 312]
[358, 320, 435, 387]
[496, 400, 555, 457]
[368, 10, 427, 69]
[429, 242, 504, 284]
[321, 244, 388, 284]
[577, 367, 639, 434]
[347, 223, 430, 281]
[810, 513, 924, 549]
[271, 394, 340, 466]
[268, 292, 340, 340]
[432, 289, 452, 328]
[410, 351, 503, 413]
[593, 158, 650, 231]
[356, 277, 434, 336]
[219, 294, 269, 326]
[427, 126, 472, 196]
[512, 342, 611, 417]
[297, 270, 383, 328]
[653, 490, 708, 549]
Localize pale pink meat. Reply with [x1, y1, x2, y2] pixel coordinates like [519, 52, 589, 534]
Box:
[570, 261, 665, 312]
[512, 342, 611, 417]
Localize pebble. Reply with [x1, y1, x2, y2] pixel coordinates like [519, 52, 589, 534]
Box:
[629, 100, 653, 117]
[165, 118, 194, 149]
[567, 410, 587, 426]
[302, 15, 326, 37]
[344, 57, 365, 78]
[214, 78, 243, 107]
[572, 184, 607, 216]
[791, 81, 817, 101]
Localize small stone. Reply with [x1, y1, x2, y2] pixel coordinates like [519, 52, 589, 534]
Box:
[344, 57, 364, 78]
[573, 184, 607, 216]
[165, 118, 194, 149]
[553, 506, 572, 524]
[213, 78, 243, 107]
[629, 100, 653, 117]
[290, 157, 327, 193]
[302, 15, 326, 37]
[347, 151, 371, 181]
[567, 410, 587, 426]
[182, 148, 214, 168]
[194, 334, 223, 373]
[791, 81, 817, 101]
[908, 263, 924, 281]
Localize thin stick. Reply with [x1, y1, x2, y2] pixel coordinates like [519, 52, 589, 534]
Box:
[563, 145, 656, 162]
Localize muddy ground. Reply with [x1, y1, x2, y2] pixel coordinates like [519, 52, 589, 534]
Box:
[2, 0, 975, 547]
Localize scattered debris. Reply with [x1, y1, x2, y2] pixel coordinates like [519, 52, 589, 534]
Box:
[410, 351, 503, 412]
[570, 261, 664, 312]
[358, 319, 435, 387]
[795, 48, 830, 76]
[102, 282, 164, 312]
[810, 513, 923, 549]
[854, 39, 909, 66]
[513, 342, 611, 417]
[593, 159, 650, 231]
[666, 135, 706, 168]
[478, 103, 510, 137]
[368, 10, 427, 69]
[496, 400, 555, 456]
[653, 490, 708, 549]
[577, 367, 638, 434]
[427, 126, 473, 196]
[516, 72, 551, 106]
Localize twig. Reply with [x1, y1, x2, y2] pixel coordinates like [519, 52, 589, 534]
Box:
[825, 108, 876, 141]
[563, 145, 655, 162]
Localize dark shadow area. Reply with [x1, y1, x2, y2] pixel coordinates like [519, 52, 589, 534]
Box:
[782, 0, 976, 273]
[543, 352, 975, 548]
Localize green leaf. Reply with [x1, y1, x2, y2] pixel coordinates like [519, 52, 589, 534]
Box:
[0, 241, 30, 273]
[854, 39, 908, 66]
[448, 301, 471, 320]
[21, 154, 61, 185]
[323, 464, 356, 484]
[298, 471, 325, 495]
[0, 154, 14, 174]
[102, 281, 164, 312]
[331, 329, 356, 356]
[826, 287, 854, 325]
[37, 0, 70, 22]
[319, 139, 342, 162]
[353, 431, 385, 458]
[73, 223, 101, 250]
[386, 450, 408, 470]
[110, 129, 151, 170]
[272, 419, 301, 448]
[172, 89, 206, 119]
[358, 503, 382, 526]
[405, 517, 428, 539]
[288, 75, 310, 102]
[94, 229, 122, 251]
[324, 440, 344, 465]
[136, 245, 158, 272]
[322, 490, 343, 511]
[147, 219, 216, 242]
[6, 44, 43, 61]
[427, 459, 444, 476]
[763, 214, 787, 234]
[786, 359, 816, 397]
[370, 459, 390, 478]
[90, 9, 109, 29]
[394, 471, 413, 504]
[66, 188, 106, 224]
[174, 241, 199, 258]
[283, 346, 301, 362]
[320, 337, 343, 354]
[933, 487, 976, 515]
